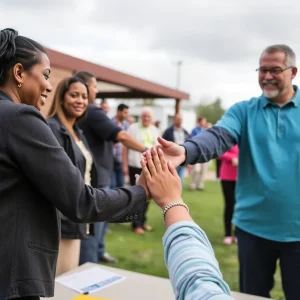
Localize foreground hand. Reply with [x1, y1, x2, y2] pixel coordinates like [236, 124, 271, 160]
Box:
[141, 147, 182, 209]
[135, 172, 151, 200]
[143, 137, 186, 168]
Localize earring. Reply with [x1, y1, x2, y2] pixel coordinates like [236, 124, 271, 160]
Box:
[18, 83, 22, 88]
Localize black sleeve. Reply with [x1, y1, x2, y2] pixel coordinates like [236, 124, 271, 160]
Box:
[47, 119, 64, 148]
[87, 105, 122, 142]
[162, 128, 169, 140]
[7, 106, 146, 223]
[184, 129, 190, 139]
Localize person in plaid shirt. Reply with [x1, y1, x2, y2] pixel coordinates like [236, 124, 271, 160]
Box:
[111, 104, 130, 188]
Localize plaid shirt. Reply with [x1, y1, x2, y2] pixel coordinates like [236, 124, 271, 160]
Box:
[111, 116, 129, 164]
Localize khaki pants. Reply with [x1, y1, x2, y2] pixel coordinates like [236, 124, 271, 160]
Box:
[56, 239, 80, 276]
[189, 162, 209, 190]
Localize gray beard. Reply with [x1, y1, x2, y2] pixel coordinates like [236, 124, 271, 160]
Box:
[263, 89, 279, 99]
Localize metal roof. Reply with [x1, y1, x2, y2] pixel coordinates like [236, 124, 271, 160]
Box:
[46, 48, 189, 100]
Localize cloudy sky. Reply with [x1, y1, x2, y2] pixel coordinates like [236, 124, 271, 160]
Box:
[1, 0, 299, 108]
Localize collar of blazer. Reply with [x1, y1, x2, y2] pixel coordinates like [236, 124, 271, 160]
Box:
[0, 90, 13, 102]
[53, 115, 84, 137]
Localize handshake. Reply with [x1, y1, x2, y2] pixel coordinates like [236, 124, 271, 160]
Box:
[136, 137, 187, 210]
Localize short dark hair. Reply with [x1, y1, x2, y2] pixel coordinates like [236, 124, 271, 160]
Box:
[117, 103, 129, 111]
[197, 116, 206, 123]
[0, 28, 46, 85]
[74, 71, 95, 84]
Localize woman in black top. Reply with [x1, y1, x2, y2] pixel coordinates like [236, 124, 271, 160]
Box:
[47, 76, 96, 276]
[0, 28, 147, 300]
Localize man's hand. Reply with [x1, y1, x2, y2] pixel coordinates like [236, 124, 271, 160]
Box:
[143, 137, 186, 168]
[135, 172, 151, 200]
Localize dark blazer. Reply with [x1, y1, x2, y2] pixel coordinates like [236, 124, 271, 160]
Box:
[162, 125, 190, 143]
[47, 116, 96, 240]
[0, 91, 146, 299]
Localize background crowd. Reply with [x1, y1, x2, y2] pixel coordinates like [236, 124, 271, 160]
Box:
[1, 27, 299, 300]
[51, 90, 238, 272]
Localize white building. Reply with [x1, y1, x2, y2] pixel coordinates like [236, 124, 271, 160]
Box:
[103, 100, 197, 134]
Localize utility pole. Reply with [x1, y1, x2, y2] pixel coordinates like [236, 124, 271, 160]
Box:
[176, 60, 182, 89]
[175, 60, 183, 113]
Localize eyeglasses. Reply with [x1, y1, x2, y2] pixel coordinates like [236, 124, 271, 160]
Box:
[255, 66, 293, 75]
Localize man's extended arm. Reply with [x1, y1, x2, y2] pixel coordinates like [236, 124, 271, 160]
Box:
[86, 105, 145, 153]
[117, 130, 145, 153]
[153, 102, 244, 167]
[183, 126, 236, 165]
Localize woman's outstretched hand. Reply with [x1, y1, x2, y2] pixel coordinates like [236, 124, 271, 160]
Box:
[141, 146, 182, 209]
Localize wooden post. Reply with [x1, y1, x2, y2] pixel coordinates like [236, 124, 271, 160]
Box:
[175, 99, 181, 114]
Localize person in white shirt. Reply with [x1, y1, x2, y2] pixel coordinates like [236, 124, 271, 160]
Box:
[123, 107, 160, 235]
[162, 113, 189, 185]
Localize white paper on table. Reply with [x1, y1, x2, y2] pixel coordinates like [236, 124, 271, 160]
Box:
[55, 266, 126, 294]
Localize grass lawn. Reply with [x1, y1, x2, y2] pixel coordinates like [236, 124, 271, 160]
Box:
[105, 179, 284, 300]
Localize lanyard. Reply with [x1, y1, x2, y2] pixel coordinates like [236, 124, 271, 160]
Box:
[140, 125, 154, 148]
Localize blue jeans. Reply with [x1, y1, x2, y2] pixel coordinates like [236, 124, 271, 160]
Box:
[79, 186, 109, 265]
[236, 227, 300, 299]
[79, 222, 107, 264]
[111, 168, 124, 188]
[176, 165, 185, 186]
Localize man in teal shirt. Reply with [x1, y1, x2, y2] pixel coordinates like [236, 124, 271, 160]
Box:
[156, 44, 300, 299]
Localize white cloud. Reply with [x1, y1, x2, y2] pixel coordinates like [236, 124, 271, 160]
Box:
[1, 0, 300, 109]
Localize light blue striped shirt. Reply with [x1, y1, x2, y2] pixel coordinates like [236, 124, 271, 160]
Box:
[163, 221, 233, 300]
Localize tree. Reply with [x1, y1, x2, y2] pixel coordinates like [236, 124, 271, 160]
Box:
[195, 98, 225, 124]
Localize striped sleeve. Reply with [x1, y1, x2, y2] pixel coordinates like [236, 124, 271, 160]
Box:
[163, 221, 233, 300]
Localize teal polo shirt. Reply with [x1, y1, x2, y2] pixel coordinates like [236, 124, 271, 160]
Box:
[216, 86, 300, 242]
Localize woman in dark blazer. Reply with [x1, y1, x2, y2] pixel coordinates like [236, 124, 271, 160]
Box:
[47, 76, 97, 276]
[0, 28, 146, 300]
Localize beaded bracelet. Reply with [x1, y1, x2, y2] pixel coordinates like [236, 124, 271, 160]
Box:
[162, 201, 189, 223]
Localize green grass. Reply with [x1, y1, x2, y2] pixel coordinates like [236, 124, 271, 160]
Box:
[105, 180, 284, 300]
[209, 159, 216, 172]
